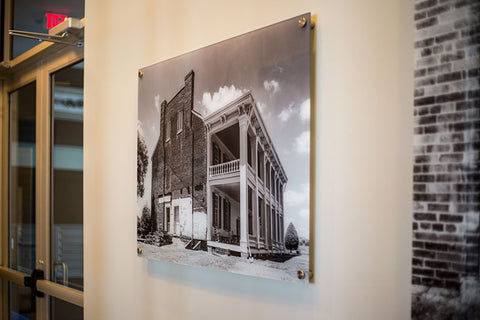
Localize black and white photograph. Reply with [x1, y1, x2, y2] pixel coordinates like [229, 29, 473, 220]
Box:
[137, 14, 311, 282]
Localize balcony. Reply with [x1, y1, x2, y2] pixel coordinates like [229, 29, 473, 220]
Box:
[209, 159, 240, 177]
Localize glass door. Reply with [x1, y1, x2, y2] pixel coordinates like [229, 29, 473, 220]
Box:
[1, 44, 83, 320]
[8, 81, 37, 320]
[50, 61, 84, 320]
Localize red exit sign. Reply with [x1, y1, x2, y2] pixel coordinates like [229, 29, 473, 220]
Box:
[46, 13, 67, 29]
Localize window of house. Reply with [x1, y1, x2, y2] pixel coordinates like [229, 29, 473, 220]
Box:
[247, 135, 252, 167]
[271, 168, 275, 192]
[174, 206, 179, 224]
[177, 110, 183, 134]
[280, 183, 283, 205]
[223, 199, 230, 231]
[165, 120, 171, 142]
[258, 197, 264, 238]
[266, 204, 271, 239]
[273, 211, 277, 242]
[248, 187, 253, 235]
[266, 162, 270, 189]
[165, 207, 170, 232]
[213, 193, 219, 228]
[276, 180, 280, 201]
[236, 219, 240, 239]
[257, 148, 264, 180]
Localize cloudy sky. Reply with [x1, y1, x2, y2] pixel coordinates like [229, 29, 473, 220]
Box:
[138, 14, 311, 238]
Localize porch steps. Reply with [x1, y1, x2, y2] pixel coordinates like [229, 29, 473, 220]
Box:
[192, 241, 201, 250]
[185, 239, 207, 251]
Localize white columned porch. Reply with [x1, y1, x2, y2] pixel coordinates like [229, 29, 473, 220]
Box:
[263, 153, 268, 248]
[273, 173, 278, 242]
[254, 137, 260, 247]
[269, 168, 274, 247]
[238, 115, 249, 256]
[206, 127, 213, 251]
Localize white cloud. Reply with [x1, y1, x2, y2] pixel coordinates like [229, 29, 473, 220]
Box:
[284, 184, 309, 206]
[278, 103, 295, 122]
[257, 101, 267, 113]
[264, 80, 280, 94]
[299, 99, 310, 121]
[278, 100, 310, 122]
[201, 85, 246, 115]
[257, 102, 272, 120]
[295, 131, 310, 154]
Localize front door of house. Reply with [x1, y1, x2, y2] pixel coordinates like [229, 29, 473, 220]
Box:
[165, 206, 170, 233]
[174, 206, 180, 235]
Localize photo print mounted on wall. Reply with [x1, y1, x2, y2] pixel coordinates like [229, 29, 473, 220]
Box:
[137, 13, 312, 282]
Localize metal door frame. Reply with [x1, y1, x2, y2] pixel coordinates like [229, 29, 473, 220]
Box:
[1, 40, 84, 320]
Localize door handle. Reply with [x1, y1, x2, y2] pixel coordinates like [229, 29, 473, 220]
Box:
[53, 260, 68, 286]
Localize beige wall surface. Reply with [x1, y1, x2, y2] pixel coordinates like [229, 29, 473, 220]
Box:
[84, 0, 413, 319]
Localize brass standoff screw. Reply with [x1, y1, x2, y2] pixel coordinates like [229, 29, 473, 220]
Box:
[297, 270, 305, 280]
[298, 17, 307, 28]
[138, 71, 144, 78]
[137, 247, 143, 255]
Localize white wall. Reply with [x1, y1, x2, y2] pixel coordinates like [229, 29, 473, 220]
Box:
[84, 0, 413, 319]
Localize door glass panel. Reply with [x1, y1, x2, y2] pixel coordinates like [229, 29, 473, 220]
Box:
[51, 297, 83, 320]
[50, 61, 83, 291]
[8, 82, 36, 319]
[1, 0, 5, 62]
[9, 282, 35, 320]
[9, 82, 36, 273]
[11, 0, 84, 58]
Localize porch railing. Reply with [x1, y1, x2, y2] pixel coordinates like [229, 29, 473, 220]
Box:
[209, 159, 240, 177]
[248, 234, 257, 247]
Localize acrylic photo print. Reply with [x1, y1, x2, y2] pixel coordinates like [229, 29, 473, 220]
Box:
[137, 13, 312, 282]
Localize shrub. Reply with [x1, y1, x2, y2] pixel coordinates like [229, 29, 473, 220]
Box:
[138, 207, 152, 237]
[285, 222, 299, 251]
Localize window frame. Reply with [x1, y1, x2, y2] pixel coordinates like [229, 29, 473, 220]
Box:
[176, 110, 183, 134]
[165, 120, 171, 142]
[212, 193, 219, 229]
[223, 198, 230, 231]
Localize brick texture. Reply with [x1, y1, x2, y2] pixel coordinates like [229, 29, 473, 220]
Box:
[151, 71, 207, 231]
[413, 0, 479, 290]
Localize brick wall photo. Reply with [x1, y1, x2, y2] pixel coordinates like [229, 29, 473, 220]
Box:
[412, 0, 480, 318]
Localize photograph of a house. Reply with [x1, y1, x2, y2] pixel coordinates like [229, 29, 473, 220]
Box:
[137, 14, 311, 281]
